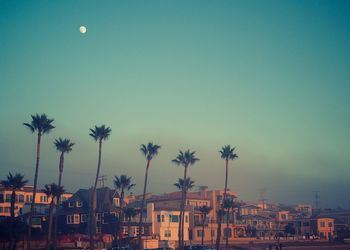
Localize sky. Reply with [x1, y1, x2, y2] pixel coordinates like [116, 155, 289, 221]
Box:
[1, 0, 349, 208]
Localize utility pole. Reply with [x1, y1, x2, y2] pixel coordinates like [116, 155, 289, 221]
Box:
[313, 191, 320, 211]
[259, 188, 267, 210]
[99, 175, 107, 187]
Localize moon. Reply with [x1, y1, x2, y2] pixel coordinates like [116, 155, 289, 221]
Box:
[79, 26, 87, 34]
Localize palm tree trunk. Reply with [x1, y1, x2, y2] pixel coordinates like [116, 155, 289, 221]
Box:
[89, 140, 102, 250]
[201, 214, 206, 246]
[232, 207, 236, 238]
[225, 209, 229, 250]
[53, 153, 64, 250]
[216, 158, 228, 250]
[178, 165, 188, 250]
[28, 131, 42, 250]
[10, 190, 16, 250]
[138, 159, 150, 249]
[128, 218, 131, 237]
[46, 200, 55, 250]
[118, 188, 124, 247]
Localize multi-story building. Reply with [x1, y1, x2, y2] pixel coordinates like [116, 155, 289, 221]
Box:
[0, 184, 72, 217]
[147, 202, 190, 243]
[311, 217, 335, 239]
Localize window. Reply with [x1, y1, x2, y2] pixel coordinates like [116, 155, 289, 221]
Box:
[68, 201, 74, 208]
[197, 230, 204, 237]
[185, 215, 188, 223]
[18, 195, 24, 203]
[4, 207, 10, 213]
[0, 207, 3, 212]
[161, 215, 164, 222]
[281, 214, 287, 220]
[5, 194, 11, 202]
[113, 198, 120, 207]
[67, 215, 74, 224]
[102, 213, 109, 224]
[40, 196, 47, 203]
[81, 214, 88, 223]
[122, 226, 128, 234]
[320, 222, 325, 227]
[328, 222, 333, 227]
[164, 229, 171, 238]
[26, 195, 32, 203]
[0, 194, 3, 202]
[157, 214, 161, 222]
[96, 213, 101, 221]
[76, 201, 82, 207]
[171, 215, 179, 223]
[67, 214, 80, 224]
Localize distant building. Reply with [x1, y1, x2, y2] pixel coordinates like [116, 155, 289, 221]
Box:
[0, 184, 72, 217]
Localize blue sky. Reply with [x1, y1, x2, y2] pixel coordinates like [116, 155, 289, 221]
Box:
[1, 0, 349, 208]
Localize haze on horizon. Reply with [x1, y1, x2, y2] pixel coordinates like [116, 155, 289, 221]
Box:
[0, 0, 349, 209]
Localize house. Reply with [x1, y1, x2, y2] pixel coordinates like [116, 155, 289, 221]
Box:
[311, 217, 335, 239]
[58, 187, 120, 235]
[147, 202, 190, 243]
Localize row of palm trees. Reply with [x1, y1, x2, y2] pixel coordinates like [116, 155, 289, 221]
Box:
[21, 113, 238, 250]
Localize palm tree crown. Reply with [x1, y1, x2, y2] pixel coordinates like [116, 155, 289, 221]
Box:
[114, 175, 135, 192]
[172, 150, 200, 167]
[174, 178, 195, 192]
[198, 205, 212, 216]
[219, 145, 238, 161]
[89, 125, 112, 142]
[140, 142, 161, 161]
[124, 207, 138, 219]
[23, 113, 55, 134]
[1, 173, 28, 190]
[54, 138, 75, 153]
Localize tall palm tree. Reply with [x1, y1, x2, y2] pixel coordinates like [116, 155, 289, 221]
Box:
[114, 175, 135, 245]
[53, 138, 74, 249]
[138, 142, 161, 248]
[198, 205, 212, 246]
[216, 145, 237, 250]
[89, 125, 111, 250]
[124, 207, 138, 237]
[23, 113, 55, 250]
[172, 150, 199, 250]
[1, 173, 28, 250]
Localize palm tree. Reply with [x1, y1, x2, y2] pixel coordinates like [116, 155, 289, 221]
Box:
[124, 207, 138, 237]
[216, 145, 237, 250]
[172, 150, 199, 250]
[43, 183, 65, 250]
[138, 142, 161, 248]
[173, 177, 195, 192]
[89, 125, 111, 250]
[114, 175, 135, 245]
[1, 173, 28, 250]
[23, 113, 55, 250]
[53, 138, 74, 249]
[198, 205, 212, 246]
